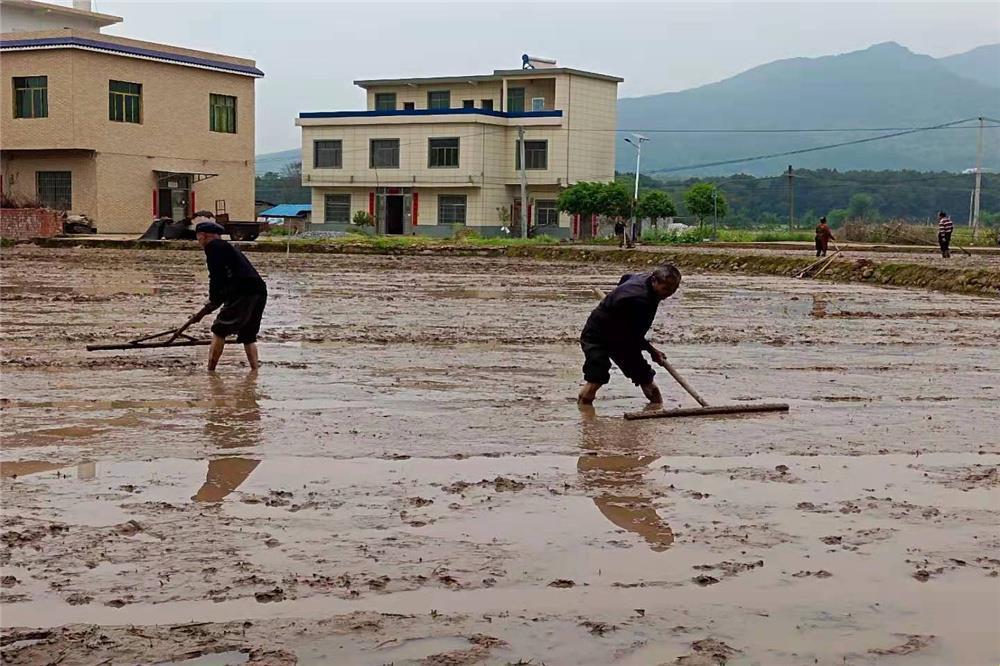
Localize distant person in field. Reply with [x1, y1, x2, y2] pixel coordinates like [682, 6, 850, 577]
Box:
[183, 212, 268, 371]
[815, 217, 835, 257]
[614, 220, 626, 247]
[578, 264, 681, 405]
[938, 210, 954, 258]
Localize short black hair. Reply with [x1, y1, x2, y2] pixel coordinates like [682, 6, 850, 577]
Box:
[820, 216, 827, 223]
[651, 263, 681, 285]
[193, 210, 215, 219]
[939, 211, 947, 217]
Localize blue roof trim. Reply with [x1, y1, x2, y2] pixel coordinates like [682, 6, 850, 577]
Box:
[0, 36, 264, 77]
[299, 108, 562, 119]
[259, 204, 312, 217]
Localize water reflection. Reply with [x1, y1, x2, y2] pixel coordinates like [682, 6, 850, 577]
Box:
[0, 461, 94, 479]
[192, 374, 262, 503]
[577, 405, 674, 552]
[810, 294, 828, 319]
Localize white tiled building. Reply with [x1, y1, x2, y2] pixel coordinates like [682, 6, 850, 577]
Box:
[295, 60, 621, 238]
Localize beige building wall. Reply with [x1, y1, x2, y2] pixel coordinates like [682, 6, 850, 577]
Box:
[1, 150, 97, 213]
[1, 30, 258, 233]
[301, 68, 618, 237]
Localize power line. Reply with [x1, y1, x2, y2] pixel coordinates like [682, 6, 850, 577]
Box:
[647, 118, 984, 174]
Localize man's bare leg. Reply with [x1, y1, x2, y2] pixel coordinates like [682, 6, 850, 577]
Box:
[207, 334, 226, 372]
[243, 343, 260, 371]
[640, 382, 663, 405]
[578, 382, 601, 404]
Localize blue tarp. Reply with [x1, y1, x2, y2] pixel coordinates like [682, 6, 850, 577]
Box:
[259, 204, 311, 218]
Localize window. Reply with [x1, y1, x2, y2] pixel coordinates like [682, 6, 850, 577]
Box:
[13, 76, 47, 118]
[427, 90, 450, 110]
[209, 93, 237, 133]
[536, 200, 559, 226]
[109, 80, 141, 123]
[314, 140, 342, 168]
[462, 99, 474, 109]
[403, 101, 415, 110]
[428, 137, 459, 168]
[438, 195, 467, 224]
[531, 97, 545, 111]
[36, 171, 71, 210]
[481, 99, 494, 110]
[324, 194, 351, 223]
[515, 140, 548, 170]
[370, 138, 400, 168]
[375, 93, 396, 111]
[507, 87, 525, 112]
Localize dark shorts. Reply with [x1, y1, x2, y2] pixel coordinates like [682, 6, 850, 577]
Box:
[211, 290, 267, 344]
[580, 332, 655, 387]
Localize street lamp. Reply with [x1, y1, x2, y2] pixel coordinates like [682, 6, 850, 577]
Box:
[623, 133, 649, 248]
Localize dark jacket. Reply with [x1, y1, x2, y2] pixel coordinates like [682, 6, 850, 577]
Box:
[204, 238, 266, 306]
[582, 273, 659, 351]
[815, 223, 834, 241]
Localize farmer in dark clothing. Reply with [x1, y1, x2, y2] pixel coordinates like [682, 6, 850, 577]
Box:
[578, 264, 681, 405]
[815, 217, 835, 256]
[614, 220, 626, 248]
[938, 210, 954, 258]
[174, 212, 267, 371]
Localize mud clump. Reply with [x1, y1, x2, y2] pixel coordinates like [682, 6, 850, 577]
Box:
[441, 476, 527, 494]
[115, 520, 144, 536]
[254, 587, 286, 603]
[548, 579, 575, 588]
[869, 634, 935, 656]
[675, 637, 740, 665]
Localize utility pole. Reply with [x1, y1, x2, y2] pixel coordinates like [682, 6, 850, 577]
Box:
[624, 134, 649, 248]
[786, 164, 794, 231]
[518, 126, 528, 239]
[972, 116, 984, 241]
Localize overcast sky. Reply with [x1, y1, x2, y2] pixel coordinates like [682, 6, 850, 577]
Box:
[86, 1, 1000, 153]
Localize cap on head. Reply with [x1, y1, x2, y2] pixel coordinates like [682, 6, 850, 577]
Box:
[195, 221, 225, 234]
[820, 216, 827, 223]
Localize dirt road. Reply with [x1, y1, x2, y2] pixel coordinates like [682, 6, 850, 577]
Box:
[1, 246, 998, 665]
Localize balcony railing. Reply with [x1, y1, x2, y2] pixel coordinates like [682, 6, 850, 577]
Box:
[299, 108, 562, 120]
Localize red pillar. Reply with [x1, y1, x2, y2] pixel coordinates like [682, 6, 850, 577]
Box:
[412, 191, 419, 226]
[368, 192, 375, 216]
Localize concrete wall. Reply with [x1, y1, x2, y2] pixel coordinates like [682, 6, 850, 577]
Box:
[0, 4, 114, 33]
[0, 32, 257, 233]
[364, 78, 557, 112]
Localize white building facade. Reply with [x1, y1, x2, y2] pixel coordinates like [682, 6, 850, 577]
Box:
[296, 63, 622, 238]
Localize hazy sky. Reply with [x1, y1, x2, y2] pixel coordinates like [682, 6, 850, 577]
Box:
[85, 1, 1000, 153]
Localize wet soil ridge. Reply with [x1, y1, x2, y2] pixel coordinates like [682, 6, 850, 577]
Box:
[507, 247, 1000, 298]
[28, 237, 1000, 296]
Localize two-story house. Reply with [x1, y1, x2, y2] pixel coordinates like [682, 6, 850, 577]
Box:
[0, 0, 263, 233]
[296, 60, 621, 238]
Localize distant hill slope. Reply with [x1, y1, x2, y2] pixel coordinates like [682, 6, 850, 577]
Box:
[616, 42, 1000, 176]
[938, 44, 1000, 89]
[256, 148, 300, 175]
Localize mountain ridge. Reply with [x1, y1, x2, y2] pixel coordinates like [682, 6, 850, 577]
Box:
[257, 42, 1000, 177]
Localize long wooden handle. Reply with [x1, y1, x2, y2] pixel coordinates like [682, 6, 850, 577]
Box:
[657, 357, 710, 407]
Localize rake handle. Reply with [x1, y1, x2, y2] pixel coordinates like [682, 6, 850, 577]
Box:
[656, 357, 710, 407]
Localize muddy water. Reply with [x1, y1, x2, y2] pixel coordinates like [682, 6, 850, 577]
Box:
[1, 246, 998, 665]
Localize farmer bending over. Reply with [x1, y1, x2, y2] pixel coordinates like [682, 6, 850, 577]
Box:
[182, 213, 267, 371]
[578, 264, 681, 404]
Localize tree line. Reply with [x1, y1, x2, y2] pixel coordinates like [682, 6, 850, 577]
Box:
[617, 169, 998, 227]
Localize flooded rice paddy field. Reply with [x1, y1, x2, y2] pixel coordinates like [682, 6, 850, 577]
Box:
[1, 245, 998, 665]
